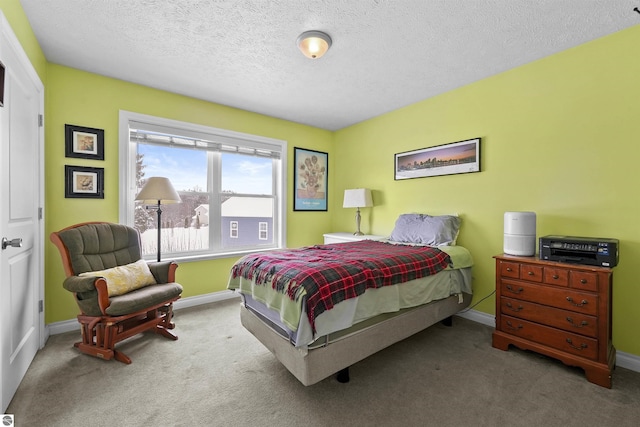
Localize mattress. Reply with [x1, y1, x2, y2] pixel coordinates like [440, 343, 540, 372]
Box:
[242, 266, 472, 348]
[229, 243, 473, 348]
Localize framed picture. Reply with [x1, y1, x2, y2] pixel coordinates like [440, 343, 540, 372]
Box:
[65, 165, 104, 199]
[394, 137, 481, 180]
[0, 60, 5, 107]
[293, 147, 328, 211]
[65, 124, 105, 160]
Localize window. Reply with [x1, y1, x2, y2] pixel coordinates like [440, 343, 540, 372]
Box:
[259, 222, 268, 240]
[119, 111, 287, 261]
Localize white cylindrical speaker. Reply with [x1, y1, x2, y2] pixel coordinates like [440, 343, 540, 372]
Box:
[504, 211, 536, 256]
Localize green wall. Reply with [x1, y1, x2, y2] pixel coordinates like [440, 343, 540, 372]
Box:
[333, 25, 640, 356]
[4, 1, 640, 357]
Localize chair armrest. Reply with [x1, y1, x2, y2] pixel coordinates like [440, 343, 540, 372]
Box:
[147, 261, 178, 283]
[62, 275, 110, 315]
[63, 275, 100, 293]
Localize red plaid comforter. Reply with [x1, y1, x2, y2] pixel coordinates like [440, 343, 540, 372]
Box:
[231, 240, 451, 332]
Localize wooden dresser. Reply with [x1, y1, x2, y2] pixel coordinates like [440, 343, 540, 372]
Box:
[492, 254, 615, 388]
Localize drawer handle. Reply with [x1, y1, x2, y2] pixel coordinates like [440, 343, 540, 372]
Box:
[506, 302, 524, 312]
[506, 285, 524, 294]
[566, 338, 588, 351]
[505, 320, 523, 331]
[565, 296, 588, 307]
[552, 274, 559, 280]
[506, 267, 513, 272]
[527, 271, 534, 276]
[580, 279, 588, 284]
[566, 317, 589, 328]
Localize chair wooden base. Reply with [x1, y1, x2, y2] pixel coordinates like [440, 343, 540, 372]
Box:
[74, 298, 179, 364]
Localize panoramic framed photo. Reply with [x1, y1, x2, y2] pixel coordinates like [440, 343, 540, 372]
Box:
[394, 137, 481, 180]
[65, 165, 104, 198]
[293, 147, 328, 211]
[65, 124, 105, 160]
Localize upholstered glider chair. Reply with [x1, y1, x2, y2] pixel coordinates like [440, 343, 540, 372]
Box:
[50, 222, 183, 364]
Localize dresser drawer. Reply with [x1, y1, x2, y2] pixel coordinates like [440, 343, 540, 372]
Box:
[500, 296, 598, 338]
[570, 271, 598, 292]
[500, 280, 598, 315]
[520, 264, 543, 282]
[543, 267, 569, 287]
[500, 315, 598, 360]
[500, 261, 520, 279]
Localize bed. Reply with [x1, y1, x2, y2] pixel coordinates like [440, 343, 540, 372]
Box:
[227, 213, 473, 385]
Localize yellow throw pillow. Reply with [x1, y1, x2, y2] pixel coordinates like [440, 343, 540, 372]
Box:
[79, 259, 157, 297]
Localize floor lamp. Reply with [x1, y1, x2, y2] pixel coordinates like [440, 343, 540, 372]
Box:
[135, 177, 181, 261]
[343, 188, 373, 236]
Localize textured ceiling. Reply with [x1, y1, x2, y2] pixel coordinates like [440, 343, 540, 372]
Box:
[19, 0, 640, 130]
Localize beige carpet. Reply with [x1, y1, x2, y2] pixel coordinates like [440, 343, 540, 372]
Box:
[7, 298, 640, 426]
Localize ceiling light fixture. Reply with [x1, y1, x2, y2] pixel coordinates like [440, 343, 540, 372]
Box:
[297, 30, 332, 59]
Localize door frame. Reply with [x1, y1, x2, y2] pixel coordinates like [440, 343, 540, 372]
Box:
[0, 9, 45, 410]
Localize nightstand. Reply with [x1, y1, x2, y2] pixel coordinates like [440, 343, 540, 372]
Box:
[323, 232, 385, 244]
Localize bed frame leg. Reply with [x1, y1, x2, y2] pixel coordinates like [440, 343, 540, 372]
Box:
[441, 316, 453, 327]
[337, 367, 350, 383]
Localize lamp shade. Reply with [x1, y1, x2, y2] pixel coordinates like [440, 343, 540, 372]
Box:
[297, 30, 332, 59]
[343, 188, 373, 208]
[135, 177, 181, 204]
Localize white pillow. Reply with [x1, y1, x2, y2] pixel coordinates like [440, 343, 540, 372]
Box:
[389, 213, 461, 246]
[79, 259, 157, 297]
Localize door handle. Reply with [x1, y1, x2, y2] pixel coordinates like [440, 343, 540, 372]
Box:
[2, 237, 22, 250]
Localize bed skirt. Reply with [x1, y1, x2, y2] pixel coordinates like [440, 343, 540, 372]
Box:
[240, 292, 472, 386]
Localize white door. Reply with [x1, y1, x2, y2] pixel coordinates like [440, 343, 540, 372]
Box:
[0, 13, 44, 413]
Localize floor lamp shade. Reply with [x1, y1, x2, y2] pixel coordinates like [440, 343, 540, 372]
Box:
[135, 177, 181, 205]
[135, 177, 181, 261]
[343, 189, 373, 235]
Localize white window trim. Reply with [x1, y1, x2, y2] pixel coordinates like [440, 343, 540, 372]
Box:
[118, 110, 287, 261]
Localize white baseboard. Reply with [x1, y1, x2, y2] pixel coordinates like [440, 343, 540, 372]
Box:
[46, 294, 640, 374]
[613, 351, 640, 373]
[173, 289, 240, 310]
[46, 290, 240, 336]
[47, 318, 80, 336]
[456, 308, 640, 374]
[456, 307, 495, 327]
